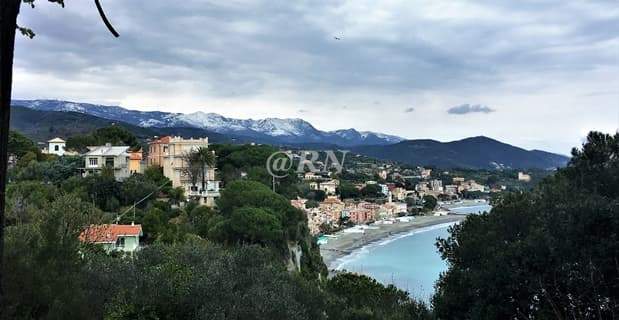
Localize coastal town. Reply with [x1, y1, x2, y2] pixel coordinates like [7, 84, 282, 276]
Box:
[6, 133, 542, 254]
[6, 132, 540, 255]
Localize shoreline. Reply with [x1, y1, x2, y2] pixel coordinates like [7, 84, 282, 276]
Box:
[320, 215, 467, 269]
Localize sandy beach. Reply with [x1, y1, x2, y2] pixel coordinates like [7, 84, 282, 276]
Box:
[320, 215, 467, 269]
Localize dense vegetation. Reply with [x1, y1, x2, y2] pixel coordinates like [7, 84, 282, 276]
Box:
[433, 131, 619, 319]
[3, 129, 430, 319]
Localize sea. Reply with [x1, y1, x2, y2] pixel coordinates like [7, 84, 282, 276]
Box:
[333, 203, 492, 302]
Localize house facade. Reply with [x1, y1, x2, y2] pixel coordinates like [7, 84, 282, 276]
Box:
[43, 137, 67, 156]
[82, 144, 131, 181]
[148, 136, 221, 207]
[79, 224, 143, 254]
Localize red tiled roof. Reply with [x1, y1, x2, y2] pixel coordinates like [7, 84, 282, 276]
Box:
[79, 224, 143, 244]
[151, 136, 171, 144]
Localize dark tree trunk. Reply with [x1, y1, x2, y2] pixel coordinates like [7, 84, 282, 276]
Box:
[0, 0, 22, 303]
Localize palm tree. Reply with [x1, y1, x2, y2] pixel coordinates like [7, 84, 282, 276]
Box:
[195, 147, 216, 192]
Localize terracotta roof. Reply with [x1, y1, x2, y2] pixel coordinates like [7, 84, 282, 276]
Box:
[79, 224, 143, 244]
[151, 136, 171, 144]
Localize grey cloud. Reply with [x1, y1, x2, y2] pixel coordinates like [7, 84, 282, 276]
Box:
[448, 104, 495, 115]
[404, 107, 414, 113]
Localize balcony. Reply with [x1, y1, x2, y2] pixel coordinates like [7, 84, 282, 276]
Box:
[187, 181, 221, 198]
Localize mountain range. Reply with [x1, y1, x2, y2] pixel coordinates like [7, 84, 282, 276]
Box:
[10, 99, 570, 169]
[12, 99, 403, 146]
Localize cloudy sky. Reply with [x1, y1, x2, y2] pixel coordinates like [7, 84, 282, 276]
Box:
[13, 0, 619, 154]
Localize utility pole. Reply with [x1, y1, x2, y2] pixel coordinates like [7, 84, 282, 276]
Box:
[0, 0, 22, 303]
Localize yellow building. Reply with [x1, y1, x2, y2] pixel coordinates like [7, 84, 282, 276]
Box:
[129, 149, 143, 174]
[148, 136, 220, 207]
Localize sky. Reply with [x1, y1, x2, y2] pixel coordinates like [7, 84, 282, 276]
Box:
[12, 0, 619, 154]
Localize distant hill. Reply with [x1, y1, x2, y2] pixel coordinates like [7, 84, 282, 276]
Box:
[351, 136, 569, 169]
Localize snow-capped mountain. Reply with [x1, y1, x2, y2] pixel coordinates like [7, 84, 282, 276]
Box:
[12, 99, 405, 146]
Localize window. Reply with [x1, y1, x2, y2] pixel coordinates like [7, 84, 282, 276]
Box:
[89, 158, 98, 166]
[116, 237, 125, 248]
[54, 145, 59, 151]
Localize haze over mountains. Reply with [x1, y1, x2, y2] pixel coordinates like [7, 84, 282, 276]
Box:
[11, 99, 569, 169]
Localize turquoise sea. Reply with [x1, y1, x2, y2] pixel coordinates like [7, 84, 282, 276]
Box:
[334, 204, 491, 302]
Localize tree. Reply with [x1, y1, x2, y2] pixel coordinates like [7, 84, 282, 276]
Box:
[325, 273, 431, 320]
[337, 182, 361, 199]
[7, 130, 37, 158]
[361, 183, 383, 198]
[0, 0, 119, 298]
[422, 195, 437, 211]
[433, 131, 619, 319]
[66, 126, 139, 152]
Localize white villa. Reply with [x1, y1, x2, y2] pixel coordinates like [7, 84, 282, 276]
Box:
[82, 143, 131, 181]
[43, 137, 66, 156]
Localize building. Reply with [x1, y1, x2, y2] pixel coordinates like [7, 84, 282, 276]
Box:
[444, 185, 459, 195]
[79, 223, 143, 253]
[148, 136, 221, 207]
[378, 184, 389, 196]
[319, 196, 345, 222]
[452, 177, 465, 185]
[518, 172, 532, 182]
[129, 149, 143, 174]
[391, 187, 408, 201]
[43, 137, 66, 156]
[420, 168, 432, 179]
[378, 169, 388, 180]
[320, 179, 339, 195]
[82, 144, 131, 181]
[430, 179, 443, 192]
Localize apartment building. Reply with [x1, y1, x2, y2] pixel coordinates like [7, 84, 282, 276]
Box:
[148, 136, 220, 207]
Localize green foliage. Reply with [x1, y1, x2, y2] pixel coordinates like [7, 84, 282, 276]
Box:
[120, 174, 158, 207]
[2, 194, 103, 320]
[326, 273, 431, 320]
[433, 131, 619, 319]
[214, 180, 304, 246]
[213, 144, 303, 199]
[98, 242, 327, 320]
[361, 183, 383, 198]
[8, 130, 39, 158]
[338, 181, 361, 199]
[11, 155, 82, 184]
[422, 195, 437, 211]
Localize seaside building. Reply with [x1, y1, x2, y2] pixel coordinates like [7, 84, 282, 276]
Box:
[319, 196, 345, 222]
[148, 136, 221, 207]
[452, 177, 465, 185]
[430, 179, 443, 192]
